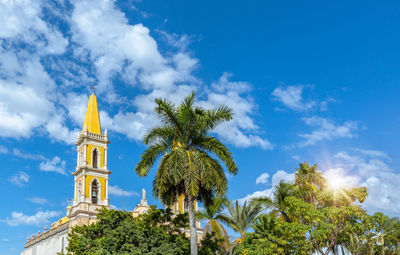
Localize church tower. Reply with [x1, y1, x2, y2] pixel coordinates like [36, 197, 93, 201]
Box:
[69, 92, 110, 228]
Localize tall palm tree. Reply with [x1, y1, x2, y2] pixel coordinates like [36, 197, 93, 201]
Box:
[218, 200, 263, 240]
[196, 197, 230, 254]
[135, 93, 238, 255]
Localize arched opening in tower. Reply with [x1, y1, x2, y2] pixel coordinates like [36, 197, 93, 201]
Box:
[92, 149, 98, 168]
[91, 180, 98, 204]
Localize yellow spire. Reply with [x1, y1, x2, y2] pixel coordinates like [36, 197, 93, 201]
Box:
[82, 92, 102, 135]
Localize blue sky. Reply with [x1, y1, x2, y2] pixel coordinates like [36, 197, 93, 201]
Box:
[1, 0, 400, 254]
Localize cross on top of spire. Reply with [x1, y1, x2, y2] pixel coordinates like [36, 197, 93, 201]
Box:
[90, 85, 96, 94]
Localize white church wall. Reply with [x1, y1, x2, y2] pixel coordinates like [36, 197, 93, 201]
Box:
[21, 227, 68, 255]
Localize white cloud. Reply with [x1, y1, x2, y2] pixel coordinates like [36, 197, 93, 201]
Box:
[45, 114, 80, 144]
[0, 80, 54, 139]
[0, 0, 271, 150]
[8, 171, 29, 187]
[3, 211, 61, 226]
[292, 155, 301, 161]
[70, 0, 166, 97]
[0, 0, 76, 144]
[352, 148, 390, 159]
[239, 170, 294, 203]
[11, 148, 46, 161]
[323, 149, 400, 216]
[39, 156, 67, 175]
[200, 73, 273, 149]
[271, 85, 335, 112]
[100, 110, 157, 141]
[0, 145, 45, 160]
[256, 173, 270, 184]
[158, 30, 193, 51]
[295, 116, 359, 147]
[27, 197, 49, 205]
[0, 0, 68, 54]
[68, 0, 271, 149]
[108, 185, 139, 197]
[271, 85, 316, 111]
[324, 167, 360, 189]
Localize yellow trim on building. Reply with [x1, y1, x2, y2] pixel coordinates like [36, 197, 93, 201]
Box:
[86, 144, 104, 168]
[85, 175, 106, 201]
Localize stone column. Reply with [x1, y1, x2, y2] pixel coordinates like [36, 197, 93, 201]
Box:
[104, 147, 108, 168]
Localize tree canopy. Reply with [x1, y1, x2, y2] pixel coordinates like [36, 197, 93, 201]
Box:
[234, 162, 400, 255]
[65, 207, 190, 255]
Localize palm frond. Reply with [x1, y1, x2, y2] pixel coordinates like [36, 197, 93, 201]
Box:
[194, 136, 238, 174]
[203, 105, 233, 130]
[250, 196, 274, 209]
[154, 97, 183, 139]
[143, 126, 175, 145]
[135, 140, 170, 177]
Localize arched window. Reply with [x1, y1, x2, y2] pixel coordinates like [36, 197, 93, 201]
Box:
[92, 149, 98, 168]
[91, 180, 98, 204]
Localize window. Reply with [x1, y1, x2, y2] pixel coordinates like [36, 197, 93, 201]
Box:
[92, 149, 98, 168]
[91, 180, 98, 204]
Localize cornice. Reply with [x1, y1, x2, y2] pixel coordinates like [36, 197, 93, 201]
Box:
[73, 166, 111, 176]
[76, 132, 110, 145]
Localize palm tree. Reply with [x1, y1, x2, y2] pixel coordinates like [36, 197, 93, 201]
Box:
[196, 197, 230, 254]
[251, 181, 295, 222]
[218, 200, 263, 241]
[135, 93, 238, 255]
[294, 162, 327, 205]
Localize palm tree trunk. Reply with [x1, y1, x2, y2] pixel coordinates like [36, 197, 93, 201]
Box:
[340, 244, 345, 255]
[381, 235, 385, 255]
[334, 244, 339, 255]
[188, 197, 198, 255]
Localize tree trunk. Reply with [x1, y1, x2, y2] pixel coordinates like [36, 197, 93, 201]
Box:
[188, 197, 198, 255]
[340, 244, 345, 255]
[334, 244, 339, 255]
[381, 235, 385, 255]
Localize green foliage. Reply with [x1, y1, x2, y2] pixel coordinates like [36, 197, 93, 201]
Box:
[347, 212, 400, 255]
[65, 207, 191, 255]
[251, 181, 295, 222]
[218, 200, 263, 240]
[196, 197, 230, 253]
[199, 233, 227, 255]
[65, 207, 223, 255]
[235, 214, 311, 255]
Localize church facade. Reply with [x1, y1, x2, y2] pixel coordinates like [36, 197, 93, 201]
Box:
[21, 92, 199, 255]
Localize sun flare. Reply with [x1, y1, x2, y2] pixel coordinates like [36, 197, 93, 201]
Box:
[325, 169, 348, 191]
